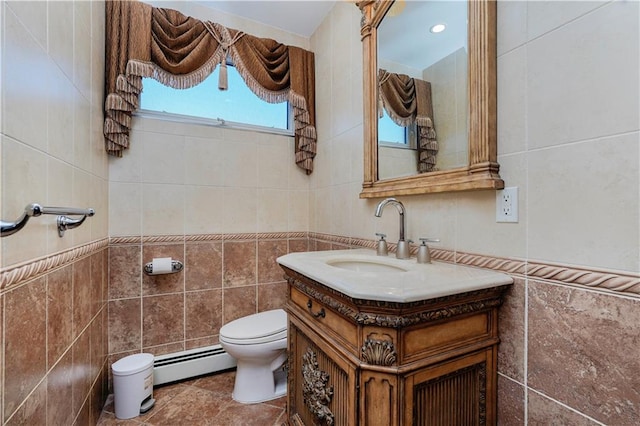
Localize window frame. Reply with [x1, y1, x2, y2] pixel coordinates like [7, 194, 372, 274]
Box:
[134, 109, 295, 137]
[378, 113, 418, 150]
[135, 62, 295, 137]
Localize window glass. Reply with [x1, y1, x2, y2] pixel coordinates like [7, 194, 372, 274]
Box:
[378, 110, 407, 145]
[140, 65, 289, 130]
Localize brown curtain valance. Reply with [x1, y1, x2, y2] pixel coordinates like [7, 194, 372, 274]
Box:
[378, 69, 438, 173]
[104, 0, 317, 174]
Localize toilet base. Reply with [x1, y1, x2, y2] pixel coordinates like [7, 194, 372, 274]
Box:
[232, 364, 287, 404]
[273, 368, 287, 398]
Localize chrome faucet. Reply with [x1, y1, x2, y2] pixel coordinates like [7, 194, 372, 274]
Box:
[374, 198, 410, 259]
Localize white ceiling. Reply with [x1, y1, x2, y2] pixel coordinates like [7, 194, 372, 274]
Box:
[195, 1, 337, 38]
[378, 1, 467, 71]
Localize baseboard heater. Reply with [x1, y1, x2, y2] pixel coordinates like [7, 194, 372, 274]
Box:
[153, 344, 236, 386]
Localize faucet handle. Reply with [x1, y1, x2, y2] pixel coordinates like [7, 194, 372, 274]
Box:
[375, 233, 388, 256]
[417, 238, 439, 264]
[419, 238, 440, 244]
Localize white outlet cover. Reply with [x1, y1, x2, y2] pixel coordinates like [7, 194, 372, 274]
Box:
[496, 187, 518, 223]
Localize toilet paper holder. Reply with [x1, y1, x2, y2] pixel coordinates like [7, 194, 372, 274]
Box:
[143, 259, 184, 275]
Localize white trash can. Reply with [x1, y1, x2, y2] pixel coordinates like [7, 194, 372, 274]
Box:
[112, 353, 155, 419]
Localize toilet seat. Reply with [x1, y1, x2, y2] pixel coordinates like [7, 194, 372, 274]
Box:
[220, 309, 287, 345]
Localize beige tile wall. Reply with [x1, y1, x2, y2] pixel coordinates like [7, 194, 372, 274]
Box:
[1, 1, 108, 267]
[378, 145, 418, 181]
[0, 0, 109, 423]
[109, 116, 311, 237]
[311, 1, 640, 424]
[423, 47, 468, 170]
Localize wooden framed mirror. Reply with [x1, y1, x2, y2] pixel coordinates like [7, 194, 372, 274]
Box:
[358, 0, 503, 198]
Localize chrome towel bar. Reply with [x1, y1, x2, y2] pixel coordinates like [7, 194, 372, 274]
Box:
[1, 203, 95, 238]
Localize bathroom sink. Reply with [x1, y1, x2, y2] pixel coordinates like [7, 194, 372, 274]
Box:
[277, 249, 513, 303]
[326, 258, 409, 273]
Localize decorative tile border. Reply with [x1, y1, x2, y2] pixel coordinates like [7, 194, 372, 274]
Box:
[143, 234, 187, 244]
[349, 237, 377, 250]
[0, 238, 109, 294]
[3, 232, 638, 298]
[110, 232, 309, 246]
[430, 248, 456, 263]
[526, 260, 640, 295]
[454, 252, 527, 276]
[450, 251, 640, 297]
[109, 236, 143, 245]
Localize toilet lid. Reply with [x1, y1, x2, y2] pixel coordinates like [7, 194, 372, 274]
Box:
[219, 309, 287, 342]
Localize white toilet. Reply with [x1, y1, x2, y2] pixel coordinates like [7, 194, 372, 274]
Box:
[219, 309, 288, 404]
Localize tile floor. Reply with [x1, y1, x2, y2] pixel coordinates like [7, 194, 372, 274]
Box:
[97, 370, 287, 425]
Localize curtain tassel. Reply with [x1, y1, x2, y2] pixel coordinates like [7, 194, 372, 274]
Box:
[218, 59, 228, 91]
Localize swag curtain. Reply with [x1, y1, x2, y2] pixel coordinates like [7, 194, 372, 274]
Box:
[104, 0, 317, 174]
[378, 69, 438, 173]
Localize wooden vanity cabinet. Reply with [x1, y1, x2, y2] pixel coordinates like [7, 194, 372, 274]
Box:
[281, 266, 510, 426]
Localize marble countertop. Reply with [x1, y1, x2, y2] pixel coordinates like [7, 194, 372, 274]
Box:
[277, 249, 513, 303]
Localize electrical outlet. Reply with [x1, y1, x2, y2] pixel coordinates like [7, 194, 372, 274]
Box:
[496, 187, 518, 223]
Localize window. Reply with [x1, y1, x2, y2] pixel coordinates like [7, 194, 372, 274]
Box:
[139, 64, 290, 132]
[378, 110, 416, 148]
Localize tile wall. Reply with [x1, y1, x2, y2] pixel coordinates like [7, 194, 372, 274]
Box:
[1, 1, 109, 423]
[106, 111, 313, 367]
[104, 0, 315, 394]
[2, 248, 108, 425]
[105, 230, 376, 363]
[423, 47, 468, 170]
[108, 117, 310, 238]
[107, 235, 308, 362]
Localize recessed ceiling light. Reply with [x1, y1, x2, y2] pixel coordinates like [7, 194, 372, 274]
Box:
[430, 24, 446, 34]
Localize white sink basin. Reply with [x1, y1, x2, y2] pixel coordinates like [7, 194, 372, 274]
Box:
[277, 249, 513, 303]
[326, 258, 409, 273]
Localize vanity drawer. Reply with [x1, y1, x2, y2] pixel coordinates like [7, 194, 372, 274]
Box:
[289, 286, 358, 352]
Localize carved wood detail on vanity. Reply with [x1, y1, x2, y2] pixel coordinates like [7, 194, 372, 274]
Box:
[284, 268, 509, 328]
[301, 348, 335, 425]
[413, 361, 488, 425]
[361, 338, 397, 366]
[282, 264, 510, 425]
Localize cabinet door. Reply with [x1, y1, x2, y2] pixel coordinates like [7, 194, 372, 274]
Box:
[404, 349, 496, 426]
[288, 318, 358, 426]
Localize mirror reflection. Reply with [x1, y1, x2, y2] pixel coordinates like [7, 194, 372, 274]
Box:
[377, 1, 468, 180]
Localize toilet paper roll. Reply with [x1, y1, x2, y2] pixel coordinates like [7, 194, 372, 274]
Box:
[149, 257, 173, 275]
